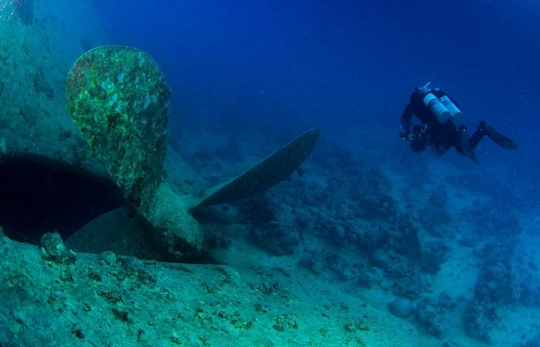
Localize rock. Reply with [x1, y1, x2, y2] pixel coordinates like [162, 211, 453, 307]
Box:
[40, 232, 75, 264]
[415, 295, 454, 338]
[388, 298, 414, 318]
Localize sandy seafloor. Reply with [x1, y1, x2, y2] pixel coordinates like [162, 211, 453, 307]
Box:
[175, 125, 540, 347]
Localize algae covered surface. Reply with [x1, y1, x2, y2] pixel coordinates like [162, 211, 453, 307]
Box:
[0, 0, 109, 177]
[66, 46, 171, 213]
[0, 232, 418, 347]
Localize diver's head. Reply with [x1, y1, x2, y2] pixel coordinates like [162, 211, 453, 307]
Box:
[416, 82, 431, 94]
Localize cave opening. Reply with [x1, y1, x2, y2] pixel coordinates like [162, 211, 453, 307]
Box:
[0, 157, 124, 245]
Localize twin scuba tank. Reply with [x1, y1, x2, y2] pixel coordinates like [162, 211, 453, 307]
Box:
[418, 84, 463, 124]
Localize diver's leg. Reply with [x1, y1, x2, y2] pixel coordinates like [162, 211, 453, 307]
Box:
[428, 125, 450, 155]
[469, 127, 484, 150]
[457, 125, 479, 164]
[476, 121, 519, 150]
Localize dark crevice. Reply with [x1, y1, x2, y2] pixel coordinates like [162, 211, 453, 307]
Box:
[0, 157, 124, 245]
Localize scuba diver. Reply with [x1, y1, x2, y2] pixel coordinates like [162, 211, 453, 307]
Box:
[399, 83, 518, 164]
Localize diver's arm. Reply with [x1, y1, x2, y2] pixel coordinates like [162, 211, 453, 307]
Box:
[401, 103, 414, 135]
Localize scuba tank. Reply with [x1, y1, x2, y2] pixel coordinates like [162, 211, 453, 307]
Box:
[419, 82, 463, 124]
[441, 96, 463, 124]
[423, 93, 451, 123]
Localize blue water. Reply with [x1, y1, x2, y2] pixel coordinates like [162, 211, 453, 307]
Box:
[86, 3, 540, 344]
[92, 1, 539, 202]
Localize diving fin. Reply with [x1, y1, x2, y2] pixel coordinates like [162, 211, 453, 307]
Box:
[479, 121, 518, 150]
[463, 146, 479, 165]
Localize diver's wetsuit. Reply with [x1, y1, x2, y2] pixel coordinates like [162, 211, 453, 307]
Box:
[400, 88, 518, 164]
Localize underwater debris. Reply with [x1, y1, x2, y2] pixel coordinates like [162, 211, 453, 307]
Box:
[194, 127, 320, 207]
[67, 46, 206, 260]
[67, 45, 170, 217]
[66, 45, 319, 261]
